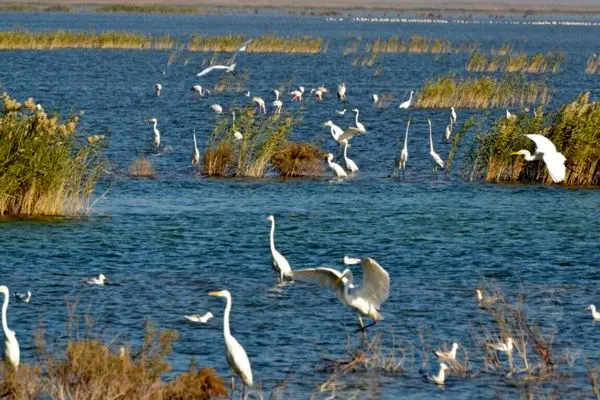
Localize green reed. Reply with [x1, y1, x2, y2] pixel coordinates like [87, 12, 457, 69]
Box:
[188, 34, 324, 53]
[467, 51, 565, 73]
[364, 35, 453, 54]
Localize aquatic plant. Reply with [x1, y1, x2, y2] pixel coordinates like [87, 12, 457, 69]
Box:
[343, 37, 361, 55]
[129, 155, 154, 178]
[0, 93, 105, 216]
[463, 92, 600, 185]
[416, 75, 550, 109]
[188, 34, 324, 53]
[466, 51, 565, 73]
[365, 35, 452, 54]
[585, 54, 600, 74]
[271, 142, 325, 177]
[97, 4, 205, 14]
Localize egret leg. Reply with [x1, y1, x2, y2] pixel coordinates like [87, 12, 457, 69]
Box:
[230, 371, 235, 400]
[242, 385, 247, 400]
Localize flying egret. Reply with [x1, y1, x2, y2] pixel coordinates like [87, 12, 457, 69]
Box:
[586, 305, 600, 321]
[252, 97, 266, 114]
[337, 83, 347, 101]
[87, 274, 107, 285]
[399, 90, 414, 109]
[0, 286, 19, 370]
[192, 132, 200, 166]
[196, 63, 236, 78]
[14, 291, 31, 303]
[428, 118, 445, 178]
[326, 153, 348, 178]
[323, 121, 361, 146]
[343, 142, 359, 174]
[208, 290, 253, 397]
[228, 39, 253, 64]
[435, 342, 459, 361]
[336, 109, 347, 115]
[290, 86, 304, 102]
[451, 107, 457, 124]
[396, 117, 410, 174]
[428, 363, 449, 385]
[232, 111, 243, 140]
[211, 104, 223, 114]
[155, 83, 162, 97]
[266, 215, 293, 283]
[512, 134, 566, 183]
[372, 94, 379, 105]
[146, 118, 160, 150]
[191, 85, 210, 97]
[292, 257, 390, 330]
[351, 108, 366, 133]
[184, 312, 214, 323]
[445, 117, 453, 141]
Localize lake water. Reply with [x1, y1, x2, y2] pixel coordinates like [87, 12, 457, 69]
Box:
[0, 11, 600, 398]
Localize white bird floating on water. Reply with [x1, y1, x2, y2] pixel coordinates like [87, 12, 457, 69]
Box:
[155, 83, 162, 97]
[326, 153, 348, 178]
[252, 97, 266, 114]
[336, 109, 347, 115]
[399, 90, 414, 109]
[337, 83, 347, 101]
[196, 63, 236, 78]
[428, 363, 449, 385]
[586, 305, 600, 321]
[191, 85, 210, 97]
[211, 104, 223, 114]
[512, 134, 566, 183]
[87, 274, 108, 285]
[435, 342, 459, 361]
[290, 86, 305, 102]
[184, 312, 214, 323]
[266, 215, 293, 283]
[192, 132, 200, 166]
[428, 118, 445, 178]
[208, 290, 253, 398]
[146, 118, 160, 150]
[343, 142, 359, 174]
[293, 256, 390, 330]
[1, 285, 20, 370]
[14, 291, 31, 303]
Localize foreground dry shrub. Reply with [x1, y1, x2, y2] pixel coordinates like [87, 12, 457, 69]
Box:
[129, 155, 154, 178]
[271, 143, 325, 177]
[202, 142, 234, 176]
[164, 365, 227, 400]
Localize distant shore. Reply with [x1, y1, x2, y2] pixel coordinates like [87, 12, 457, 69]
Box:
[3, 1, 600, 15]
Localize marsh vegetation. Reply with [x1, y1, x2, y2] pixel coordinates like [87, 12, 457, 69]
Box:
[466, 51, 564, 73]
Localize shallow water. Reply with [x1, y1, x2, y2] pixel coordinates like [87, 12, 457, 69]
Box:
[1, 12, 600, 398]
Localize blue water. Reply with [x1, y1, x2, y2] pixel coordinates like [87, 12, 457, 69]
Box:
[1, 12, 600, 398]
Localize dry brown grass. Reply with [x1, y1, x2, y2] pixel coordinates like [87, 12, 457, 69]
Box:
[128, 155, 154, 178]
[271, 142, 325, 177]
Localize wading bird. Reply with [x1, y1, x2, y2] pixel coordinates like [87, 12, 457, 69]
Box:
[14, 291, 31, 303]
[586, 305, 600, 321]
[372, 94, 379, 105]
[336, 109, 347, 115]
[397, 117, 410, 174]
[428, 118, 444, 178]
[184, 312, 213, 323]
[192, 132, 200, 166]
[155, 83, 162, 97]
[399, 90, 414, 109]
[196, 63, 236, 78]
[428, 363, 449, 385]
[87, 274, 107, 285]
[506, 109, 513, 119]
[292, 257, 390, 330]
[252, 97, 266, 114]
[191, 85, 210, 97]
[323, 120, 344, 143]
[435, 342, 459, 361]
[512, 134, 566, 183]
[266, 215, 293, 283]
[337, 83, 347, 101]
[326, 153, 348, 178]
[146, 118, 160, 150]
[272, 99, 283, 115]
[211, 104, 223, 114]
[488, 337, 514, 355]
[445, 117, 453, 141]
[290, 86, 305, 102]
[1, 286, 19, 370]
[352, 108, 366, 133]
[208, 290, 253, 397]
[451, 107, 457, 124]
[475, 289, 499, 308]
[232, 111, 243, 140]
[343, 142, 359, 174]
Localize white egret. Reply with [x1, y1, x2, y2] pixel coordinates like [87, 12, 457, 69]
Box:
[0, 286, 19, 370]
[192, 132, 200, 166]
[323, 120, 344, 143]
[428, 363, 449, 385]
[451, 107, 457, 124]
[211, 104, 223, 114]
[232, 111, 243, 140]
[445, 117, 453, 141]
[343, 142, 359, 174]
[290, 86, 304, 102]
[397, 117, 410, 173]
[399, 90, 414, 109]
[252, 97, 266, 114]
[196, 63, 236, 77]
[337, 83, 347, 101]
[435, 342, 459, 361]
[586, 305, 600, 321]
[146, 118, 160, 150]
[228, 39, 253, 64]
[244, 91, 251, 97]
[292, 257, 390, 330]
[155, 83, 162, 97]
[475, 289, 499, 308]
[272, 100, 283, 115]
[351, 108, 366, 133]
[488, 337, 514, 355]
[184, 312, 214, 323]
[266, 215, 293, 283]
[317, 85, 328, 94]
[336, 109, 347, 115]
[14, 291, 31, 303]
[428, 118, 445, 177]
[273, 89, 280, 101]
[191, 85, 210, 97]
[87, 274, 107, 285]
[343, 256, 361, 265]
[512, 134, 566, 183]
[372, 94, 379, 105]
[506, 109, 512, 119]
[326, 153, 348, 178]
[208, 290, 253, 397]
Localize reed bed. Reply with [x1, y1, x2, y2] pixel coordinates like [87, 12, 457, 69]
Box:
[0, 3, 72, 12]
[466, 51, 564, 73]
[416, 75, 550, 109]
[365, 35, 452, 54]
[97, 4, 205, 14]
[343, 37, 361, 55]
[0, 93, 104, 217]
[585, 54, 600, 74]
[0, 30, 175, 50]
[188, 34, 324, 53]
[463, 92, 600, 185]
[352, 53, 378, 67]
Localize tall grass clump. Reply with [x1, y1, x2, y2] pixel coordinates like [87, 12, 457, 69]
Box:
[0, 30, 175, 50]
[97, 4, 204, 14]
[463, 92, 600, 185]
[416, 75, 550, 109]
[365, 35, 452, 54]
[0, 93, 105, 216]
[188, 34, 324, 53]
[466, 51, 564, 73]
[585, 54, 600, 74]
[203, 106, 323, 178]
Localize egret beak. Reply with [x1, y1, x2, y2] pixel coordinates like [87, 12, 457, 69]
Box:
[208, 291, 221, 297]
[511, 151, 521, 156]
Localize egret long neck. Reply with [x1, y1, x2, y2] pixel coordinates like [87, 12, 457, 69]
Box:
[269, 219, 276, 252]
[344, 142, 349, 160]
[223, 294, 232, 339]
[428, 123, 434, 151]
[1, 291, 9, 336]
[354, 111, 359, 126]
[193, 133, 198, 150]
[408, 92, 413, 102]
[404, 120, 410, 149]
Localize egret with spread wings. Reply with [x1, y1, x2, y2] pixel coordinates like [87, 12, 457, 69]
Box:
[512, 134, 566, 183]
[292, 257, 390, 330]
[196, 39, 252, 78]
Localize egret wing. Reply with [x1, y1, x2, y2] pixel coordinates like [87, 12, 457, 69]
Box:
[292, 267, 345, 301]
[526, 134, 557, 155]
[542, 152, 566, 183]
[339, 127, 364, 143]
[357, 257, 390, 308]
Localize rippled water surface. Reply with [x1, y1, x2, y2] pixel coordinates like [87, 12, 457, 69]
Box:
[1, 12, 600, 398]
